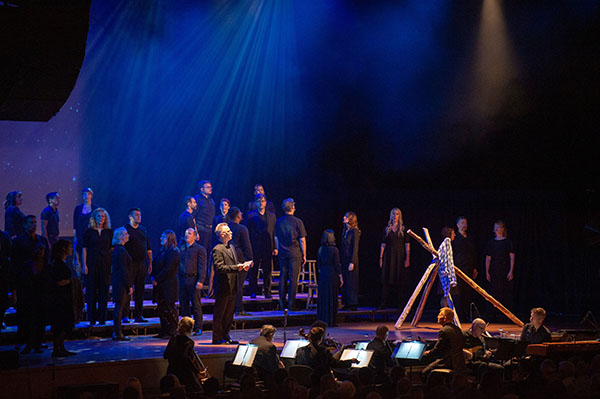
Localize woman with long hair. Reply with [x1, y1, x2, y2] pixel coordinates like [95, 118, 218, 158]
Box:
[379, 208, 411, 308]
[152, 230, 180, 338]
[340, 212, 360, 311]
[485, 220, 515, 312]
[51, 239, 76, 357]
[82, 208, 112, 325]
[4, 191, 25, 238]
[317, 229, 343, 327]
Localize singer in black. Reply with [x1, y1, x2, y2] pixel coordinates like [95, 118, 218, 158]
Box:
[179, 228, 207, 335]
[4, 191, 25, 238]
[124, 208, 152, 323]
[82, 208, 113, 326]
[0, 228, 11, 330]
[246, 194, 277, 299]
[73, 188, 98, 275]
[316, 229, 342, 327]
[51, 239, 76, 357]
[179, 196, 197, 243]
[211, 223, 250, 344]
[340, 212, 360, 311]
[193, 180, 215, 259]
[40, 192, 60, 247]
[111, 228, 133, 341]
[152, 230, 180, 338]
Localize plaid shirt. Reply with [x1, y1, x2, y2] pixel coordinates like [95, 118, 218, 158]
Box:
[437, 237, 457, 297]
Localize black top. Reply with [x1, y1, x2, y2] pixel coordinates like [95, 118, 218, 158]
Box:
[73, 204, 98, 242]
[463, 331, 486, 361]
[164, 334, 202, 393]
[453, 233, 477, 273]
[317, 245, 341, 275]
[250, 335, 280, 373]
[5, 206, 25, 237]
[228, 222, 253, 262]
[124, 224, 151, 263]
[485, 238, 514, 267]
[341, 228, 360, 265]
[519, 323, 551, 344]
[179, 211, 196, 241]
[179, 242, 207, 281]
[366, 337, 394, 374]
[295, 342, 352, 372]
[41, 206, 60, 245]
[246, 210, 276, 254]
[82, 228, 113, 269]
[152, 247, 180, 303]
[275, 214, 307, 257]
[247, 200, 276, 215]
[11, 233, 50, 288]
[111, 245, 133, 293]
[428, 322, 466, 371]
[193, 194, 215, 228]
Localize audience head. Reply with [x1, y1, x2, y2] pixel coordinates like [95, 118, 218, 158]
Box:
[229, 206, 242, 222]
[159, 374, 181, 394]
[89, 208, 111, 229]
[184, 196, 197, 211]
[239, 371, 257, 393]
[274, 368, 289, 386]
[202, 377, 219, 397]
[52, 239, 73, 261]
[437, 307, 454, 325]
[390, 365, 407, 382]
[125, 377, 142, 398]
[160, 230, 177, 249]
[530, 307, 546, 327]
[215, 223, 232, 243]
[5, 190, 23, 209]
[321, 229, 336, 247]
[338, 381, 356, 399]
[282, 198, 296, 214]
[396, 377, 411, 396]
[112, 227, 129, 246]
[320, 374, 337, 395]
[45, 192, 60, 206]
[357, 367, 375, 386]
[122, 386, 141, 399]
[292, 385, 309, 399]
[260, 324, 277, 341]
[177, 316, 194, 336]
[375, 325, 389, 340]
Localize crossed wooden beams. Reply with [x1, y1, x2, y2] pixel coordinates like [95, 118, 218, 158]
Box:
[395, 228, 524, 329]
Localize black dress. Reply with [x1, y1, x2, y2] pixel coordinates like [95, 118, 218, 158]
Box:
[82, 228, 113, 323]
[381, 228, 409, 307]
[485, 238, 514, 307]
[152, 247, 180, 337]
[5, 206, 25, 238]
[52, 259, 74, 335]
[340, 228, 359, 307]
[317, 245, 341, 327]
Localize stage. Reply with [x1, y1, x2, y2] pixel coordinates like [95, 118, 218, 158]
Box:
[1, 310, 581, 399]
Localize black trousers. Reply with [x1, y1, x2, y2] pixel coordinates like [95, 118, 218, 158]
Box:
[113, 287, 129, 336]
[213, 290, 236, 342]
[197, 227, 212, 286]
[123, 260, 147, 319]
[278, 254, 302, 310]
[235, 270, 248, 312]
[249, 249, 272, 296]
[179, 276, 203, 331]
[86, 264, 109, 323]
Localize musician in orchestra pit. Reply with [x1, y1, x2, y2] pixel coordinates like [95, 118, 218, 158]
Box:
[421, 307, 466, 378]
[463, 318, 503, 379]
[519, 307, 551, 344]
[295, 326, 356, 372]
[250, 325, 283, 382]
[366, 325, 395, 378]
[163, 317, 204, 394]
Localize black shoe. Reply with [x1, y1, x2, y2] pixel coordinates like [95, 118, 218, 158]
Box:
[88, 321, 96, 327]
[225, 338, 239, 345]
[236, 311, 251, 316]
[20, 345, 32, 354]
[33, 346, 43, 354]
[134, 317, 148, 323]
[122, 317, 130, 324]
[264, 293, 272, 299]
[212, 339, 226, 345]
[112, 334, 131, 341]
[193, 330, 202, 336]
[52, 350, 68, 357]
[66, 350, 77, 356]
[98, 321, 106, 326]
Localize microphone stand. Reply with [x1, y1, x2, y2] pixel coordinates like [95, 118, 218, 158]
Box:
[283, 308, 288, 343]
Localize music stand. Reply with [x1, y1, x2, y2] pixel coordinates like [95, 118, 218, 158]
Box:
[280, 339, 310, 359]
[340, 349, 374, 368]
[232, 344, 258, 367]
[354, 342, 370, 350]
